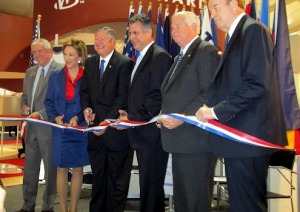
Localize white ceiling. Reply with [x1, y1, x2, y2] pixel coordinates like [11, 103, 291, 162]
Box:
[0, 0, 299, 33]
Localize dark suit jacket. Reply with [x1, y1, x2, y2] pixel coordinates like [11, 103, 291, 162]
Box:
[127, 43, 172, 149]
[161, 38, 220, 154]
[208, 15, 288, 157]
[80, 50, 134, 151]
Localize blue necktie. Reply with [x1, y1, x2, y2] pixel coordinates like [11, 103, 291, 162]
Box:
[169, 51, 183, 81]
[224, 34, 230, 51]
[99, 59, 105, 81]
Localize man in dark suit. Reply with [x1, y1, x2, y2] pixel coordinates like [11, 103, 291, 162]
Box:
[20, 38, 63, 212]
[118, 14, 172, 212]
[196, 1, 288, 211]
[80, 26, 134, 212]
[158, 11, 220, 212]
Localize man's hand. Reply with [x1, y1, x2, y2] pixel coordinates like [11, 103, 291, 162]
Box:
[93, 120, 109, 136]
[195, 105, 214, 122]
[21, 105, 30, 116]
[83, 108, 95, 125]
[29, 112, 42, 119]
[159, 116, 183, 129]
[112, 110, 129, 130]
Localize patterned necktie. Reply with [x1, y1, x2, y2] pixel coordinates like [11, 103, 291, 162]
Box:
[99, 59, 105, 81]
[169, 51, 183, 82]
[131, 51, 141, 82]
[32, 68, 45, 111]
[224, 34, 230, 51]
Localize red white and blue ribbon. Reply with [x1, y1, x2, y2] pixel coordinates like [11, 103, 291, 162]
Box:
[166, 113, 285, 149]
[0, 114, 285, 149]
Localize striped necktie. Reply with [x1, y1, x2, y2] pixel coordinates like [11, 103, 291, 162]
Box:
[169, 51, 183, 81]
[99, 59, 105, 81]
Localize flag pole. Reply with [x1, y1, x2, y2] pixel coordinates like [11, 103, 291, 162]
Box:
[37, 14, 41, 39]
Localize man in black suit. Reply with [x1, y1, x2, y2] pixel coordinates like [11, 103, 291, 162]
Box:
[196, 1, 288, 211]
[80, 26, 134, 212]
[118, 14, 172, 212]
[158, 11, 220, 212]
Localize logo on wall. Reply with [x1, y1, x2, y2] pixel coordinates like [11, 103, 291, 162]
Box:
[54, 0, 85, 10]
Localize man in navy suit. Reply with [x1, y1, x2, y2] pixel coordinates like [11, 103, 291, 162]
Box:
[118, 14, 172, 212]
[80, 26, 134, 212]
[196, 0, 288, 211]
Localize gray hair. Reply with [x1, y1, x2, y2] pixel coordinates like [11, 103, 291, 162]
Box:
[31, 38, 51, 50]
[172, 11, 200, 34]
[96, 26, 116, 40]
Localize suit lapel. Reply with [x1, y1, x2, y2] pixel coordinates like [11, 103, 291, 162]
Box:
[34, 61, 56, 98]
[212, 15, 248, 81]
[29, 67, 38, 104]
[162, 38, 201, 93]
[131, 44, 155, 86]
[98, 51, 117, 91]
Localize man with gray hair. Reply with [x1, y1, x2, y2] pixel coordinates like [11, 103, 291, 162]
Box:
[80, 26, 134, 212]
[158, 11, 220, 211]
[20, 38, 63, 212]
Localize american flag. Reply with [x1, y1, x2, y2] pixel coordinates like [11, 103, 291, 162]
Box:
[123, 4, 135, 59]
[29, 15, 41, 67]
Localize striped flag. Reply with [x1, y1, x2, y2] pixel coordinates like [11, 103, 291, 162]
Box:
[29, 15, 41, 67]
[245, 0, 257, 20]
[200, 6, 214, 45]
[155, 5, 165, 49]
[273, 0, 300, 130]
[273, 0, 300, 152]
[123, 3, 135, 59]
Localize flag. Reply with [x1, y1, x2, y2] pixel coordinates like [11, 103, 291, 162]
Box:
[260, 0, 269, 27]
[245, 1, 252, 16]
[123, 3, 135, 59]
[163, 6, 171, 54]
[245, 0, 257, 20]
[155, 5, 165, 49]
[138, 2, 143, 14]
[200, 6, 214, 45]
[273, 0, 300, 130]
[147, 2, 152, 20]
[29, 15, 41, 67]
[170, 6, 180, 58]
[211, 19, 218, 48]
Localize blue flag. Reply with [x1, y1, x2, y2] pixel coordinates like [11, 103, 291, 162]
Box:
[273, 0, 300, 130]
[29, 16, 41, 67]
[260, 0, 269, 27]
[211, 19, 218, 48]
[123, 5, 135, 59]
[163, 8, 171, 54]
[155, 7, 165, 49]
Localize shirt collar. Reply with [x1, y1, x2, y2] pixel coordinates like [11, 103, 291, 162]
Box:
[139, 41, 154, 58]
[227, 13, 246, 38]
[181, 36, 198, 55]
